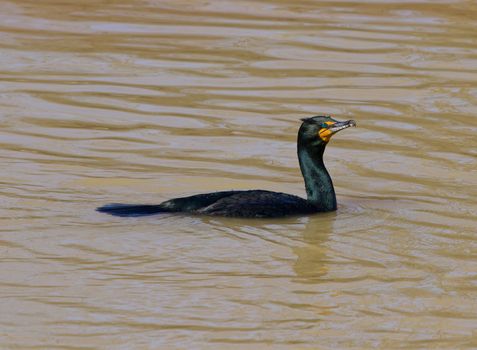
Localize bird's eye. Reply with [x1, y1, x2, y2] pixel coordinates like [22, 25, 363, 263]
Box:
[321, 123, 329, 128]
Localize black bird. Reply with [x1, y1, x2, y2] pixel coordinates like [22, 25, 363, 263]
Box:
[97, 116, 356, 218]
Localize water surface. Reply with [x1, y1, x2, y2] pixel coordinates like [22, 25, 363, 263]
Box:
[1, 0, 476, 349]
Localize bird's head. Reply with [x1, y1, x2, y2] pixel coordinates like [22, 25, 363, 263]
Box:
[298, 116, 356, 149]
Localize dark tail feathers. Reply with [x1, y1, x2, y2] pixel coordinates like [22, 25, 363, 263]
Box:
[96, 203, 168, 217]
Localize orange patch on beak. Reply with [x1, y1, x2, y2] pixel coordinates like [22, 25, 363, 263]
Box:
[318, 122, 335, 142]
[318, 128, 332, 142]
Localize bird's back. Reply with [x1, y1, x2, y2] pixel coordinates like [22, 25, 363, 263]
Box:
[196, 190, 317, 218]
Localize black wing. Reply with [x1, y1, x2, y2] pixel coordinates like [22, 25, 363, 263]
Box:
[198, 190, 316, 218]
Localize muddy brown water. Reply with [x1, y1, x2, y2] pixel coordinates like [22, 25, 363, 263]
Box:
[1, 1, 477, 349]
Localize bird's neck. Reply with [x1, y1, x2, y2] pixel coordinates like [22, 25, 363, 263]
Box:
[297, 145, 337, 212]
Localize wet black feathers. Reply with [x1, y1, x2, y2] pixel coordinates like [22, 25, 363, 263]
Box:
[197, 190, 316, 218]
[97, 190, 316, 218]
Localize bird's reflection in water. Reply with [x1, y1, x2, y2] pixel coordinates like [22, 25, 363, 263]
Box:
[202, 212, 335, 284]
[292, 212, 336, 283]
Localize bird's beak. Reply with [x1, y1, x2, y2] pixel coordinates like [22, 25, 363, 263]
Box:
[329, 120, 357, 134]
[319, 120, 356, 142]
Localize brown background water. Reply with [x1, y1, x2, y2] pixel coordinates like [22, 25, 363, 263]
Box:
[1, 0, 476, 349]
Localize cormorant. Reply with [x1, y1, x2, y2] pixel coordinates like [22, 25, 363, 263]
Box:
[97, 116, 356, 218]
